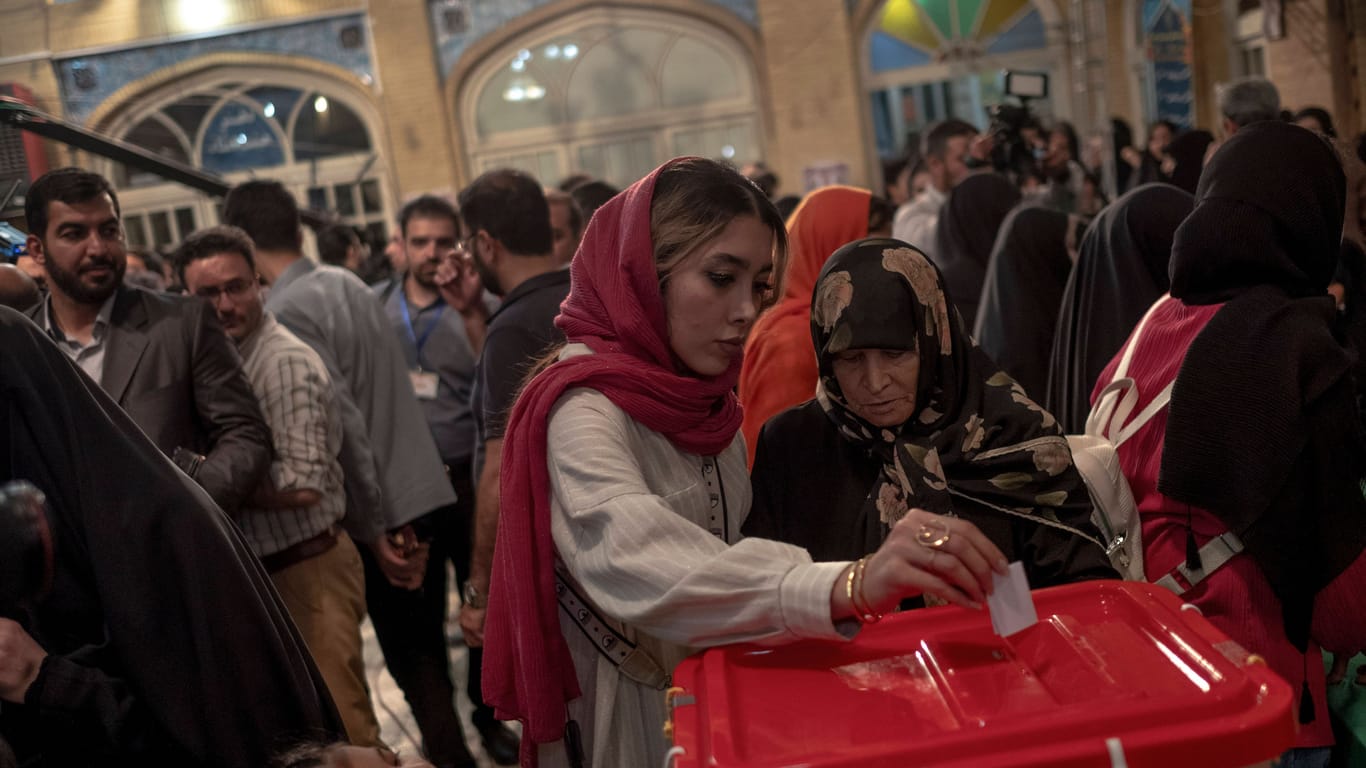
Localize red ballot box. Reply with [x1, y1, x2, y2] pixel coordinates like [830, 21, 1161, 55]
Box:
[667, 581, 1295, 768]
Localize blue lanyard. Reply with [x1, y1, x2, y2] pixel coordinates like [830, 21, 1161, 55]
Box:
[399, 294, 445, 366]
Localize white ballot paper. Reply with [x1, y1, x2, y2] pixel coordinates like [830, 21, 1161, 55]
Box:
[988, 561, 1038, 637]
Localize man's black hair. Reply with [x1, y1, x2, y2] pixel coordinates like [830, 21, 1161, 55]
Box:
[398, 195, 460, 238]
[456, 170, 553, 256]
[25, 168, 121, 240]
[223, 180, 302, 252]
[921, 119, 978, 161]
[316, 224, 361, 267]
[172, 225, 257, 286]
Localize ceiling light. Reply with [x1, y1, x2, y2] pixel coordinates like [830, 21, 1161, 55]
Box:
[511, 58, 526, 72]
[563, 44, 579, 59]
[503, 85, 526, 102]
[721, 144, 736, 159]
[545, 44, 560, 59]
[263, 102, 275, 118]
[314, 96, 329, 113]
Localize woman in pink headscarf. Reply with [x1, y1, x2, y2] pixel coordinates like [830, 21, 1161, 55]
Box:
[480, 158, 1010, 767]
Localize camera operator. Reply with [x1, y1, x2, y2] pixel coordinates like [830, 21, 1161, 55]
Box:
[891, 119, 995, 261]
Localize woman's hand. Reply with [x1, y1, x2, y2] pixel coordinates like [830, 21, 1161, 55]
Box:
[1120, 146, 1142, 169]
[857, 509, 1009, 615]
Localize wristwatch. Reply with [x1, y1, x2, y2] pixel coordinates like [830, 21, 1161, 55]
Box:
[463, 582, 487, 610]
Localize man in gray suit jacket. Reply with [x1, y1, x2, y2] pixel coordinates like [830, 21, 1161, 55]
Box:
[23, 168, 269, 515]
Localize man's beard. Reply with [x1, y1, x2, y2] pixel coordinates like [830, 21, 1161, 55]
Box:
[45, 256, 124, 305]
[473, 253, 503, 297]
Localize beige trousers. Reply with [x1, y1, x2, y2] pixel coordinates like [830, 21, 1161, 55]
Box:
[270, 531, 381, 746]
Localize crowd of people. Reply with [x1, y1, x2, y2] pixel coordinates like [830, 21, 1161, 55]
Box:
[1, 72, 1366, 768]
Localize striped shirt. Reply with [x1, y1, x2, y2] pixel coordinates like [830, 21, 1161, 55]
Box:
[235, 312, 345, 557]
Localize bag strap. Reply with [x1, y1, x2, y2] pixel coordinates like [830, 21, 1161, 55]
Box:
[1086, 296, 1173, 443]
[1114, 295, 1170, 379]
[555, 567, 672, 690]
[946, 487, 1106, 552]
[1153, 532, 1244, 596]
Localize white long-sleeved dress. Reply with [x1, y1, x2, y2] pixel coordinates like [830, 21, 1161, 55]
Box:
[536, 350, 855, 767]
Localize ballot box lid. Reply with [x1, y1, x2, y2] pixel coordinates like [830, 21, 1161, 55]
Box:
[668, 580, 1295, 768]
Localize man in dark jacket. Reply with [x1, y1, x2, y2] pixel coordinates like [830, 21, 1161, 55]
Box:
[22, 168, 268, 515]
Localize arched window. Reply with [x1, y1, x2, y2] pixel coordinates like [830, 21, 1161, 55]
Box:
[106, 75, 391, 254]
[461, 8, 763, 188]
[863, 0, 1061, 159]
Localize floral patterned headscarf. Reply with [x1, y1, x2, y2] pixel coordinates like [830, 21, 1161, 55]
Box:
[810, 237, 1094, 535]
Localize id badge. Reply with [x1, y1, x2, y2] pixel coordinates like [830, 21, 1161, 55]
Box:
[410, 370, 439, 400]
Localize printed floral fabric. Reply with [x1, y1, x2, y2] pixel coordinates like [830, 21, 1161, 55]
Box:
[810, 238, 1095, 536]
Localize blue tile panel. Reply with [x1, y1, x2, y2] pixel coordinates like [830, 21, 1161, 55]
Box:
[55, 14, 373, 125]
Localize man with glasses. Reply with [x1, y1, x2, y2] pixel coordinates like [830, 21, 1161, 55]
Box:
[372, 195, 518, 765]
[223, 180, 472, 766]
[23, 168, 269, 514]
[175, 225, 381, 748]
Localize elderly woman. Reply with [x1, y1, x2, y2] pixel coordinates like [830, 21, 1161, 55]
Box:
[745, 238, 1116, 589]
[738, 185, 894, 466]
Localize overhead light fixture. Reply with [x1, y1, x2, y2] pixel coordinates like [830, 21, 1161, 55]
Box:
[545, 44, 560, 59]
[314, 96, 329, 113]
[721, 144, 736, 159]
[236, 133, 248, 145]
[511, 58, 526, 72]
[563, 44, 579, 59]
[178, 0, 228, 31]
[263, 102, 275, 118]
[503, 77, 546, 103]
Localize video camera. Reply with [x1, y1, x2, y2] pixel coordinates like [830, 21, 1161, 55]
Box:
[984, 71, 1049, 183]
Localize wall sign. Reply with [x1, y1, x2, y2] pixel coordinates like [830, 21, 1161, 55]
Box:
[1143, 0, 1194, 130]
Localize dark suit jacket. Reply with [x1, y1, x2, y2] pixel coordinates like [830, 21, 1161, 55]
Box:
[30, 285, 269, 514]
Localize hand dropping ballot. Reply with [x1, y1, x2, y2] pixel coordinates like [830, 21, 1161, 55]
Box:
[987, 561, 1037, 636]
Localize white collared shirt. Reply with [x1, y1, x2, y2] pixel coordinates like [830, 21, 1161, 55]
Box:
[42, 292, 117, 383]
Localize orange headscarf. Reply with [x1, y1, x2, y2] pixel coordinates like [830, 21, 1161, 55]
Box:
[738, 185, 871, 466]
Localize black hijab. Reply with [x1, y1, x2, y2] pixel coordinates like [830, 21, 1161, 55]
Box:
[933, 172, 1022, 327]
[810, 238, 1101, 549]
[1164, 130, 1214, 195]
[973, 206, 1074, 399]
[1045, 184, 1194, 432]
[0, 307, 342, 766]
[1159, 121, 1365, 648]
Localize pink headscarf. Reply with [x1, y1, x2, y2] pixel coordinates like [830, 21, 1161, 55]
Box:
[482, 158, 745, 763]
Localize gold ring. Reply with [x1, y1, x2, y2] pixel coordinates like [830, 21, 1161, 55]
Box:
[916, 520, 951, 549]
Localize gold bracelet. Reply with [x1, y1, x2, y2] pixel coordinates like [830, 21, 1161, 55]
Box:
[851, 557, 884, 624]
[845, 561, 858, 605]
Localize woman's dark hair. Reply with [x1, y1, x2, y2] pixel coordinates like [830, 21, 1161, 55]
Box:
[774, 194, 802, 221]
[867, 195, 897, 235]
